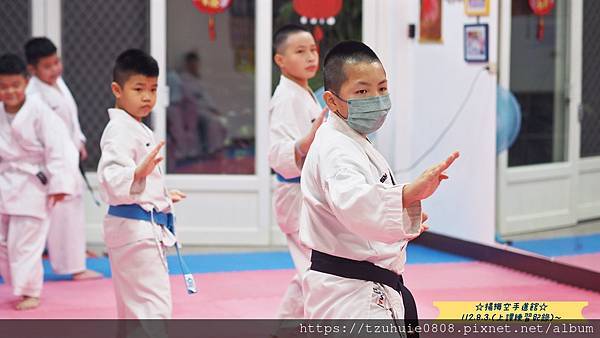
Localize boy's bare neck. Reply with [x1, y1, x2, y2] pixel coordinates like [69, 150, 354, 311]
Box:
[282, 73, 309, 90]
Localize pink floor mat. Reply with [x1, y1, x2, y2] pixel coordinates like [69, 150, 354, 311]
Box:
[1, 262, 598, 319]
[555, 253, 600, 273]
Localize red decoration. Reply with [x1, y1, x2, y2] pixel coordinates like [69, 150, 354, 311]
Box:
[420, 0, 442, 42]
[192, 0, 233, 42]
[293, 0, 343, 47]
[529, 0, 555, 41]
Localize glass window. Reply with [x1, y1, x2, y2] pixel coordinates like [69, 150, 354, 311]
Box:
[166, 0, 255, 174]
[581, 0, 600, 158]
[508, 0, 569, 167]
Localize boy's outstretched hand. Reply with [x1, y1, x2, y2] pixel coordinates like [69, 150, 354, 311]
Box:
[403, 151, 460, 206]
[135, 141, 164, 181]
[169, 189, 187, 203]
[296, 107, 328, 158]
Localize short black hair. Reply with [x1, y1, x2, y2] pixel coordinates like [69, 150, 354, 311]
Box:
[0, 53, 28, 76]
[323, 41, 382, 94]
[112, 49, 159, 86]
[273, 24, 310, 54]
[24, 37, 57, 66]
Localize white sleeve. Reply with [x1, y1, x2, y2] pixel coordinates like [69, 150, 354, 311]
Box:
[97, 127, 145, 205]
[37, 110, 77, 195]
[268, 98, 303, 178]
[321, 143, 422, 244]
[73, 108, 86, 145]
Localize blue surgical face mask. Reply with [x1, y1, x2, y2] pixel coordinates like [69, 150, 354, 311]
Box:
[332, 92, 391, 135]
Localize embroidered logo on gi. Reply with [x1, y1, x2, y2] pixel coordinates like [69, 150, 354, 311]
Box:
[372, 287, 386, 309]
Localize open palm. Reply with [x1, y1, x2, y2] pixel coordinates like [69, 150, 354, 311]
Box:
[406, 151, 460, 203]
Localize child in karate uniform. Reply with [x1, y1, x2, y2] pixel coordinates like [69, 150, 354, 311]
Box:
[97, 49, 186, 319]
[25, 37, 101, 280]
[268, 24, 326, 318]
[300, 41, 459, 336]
[0, 53, 76, 310]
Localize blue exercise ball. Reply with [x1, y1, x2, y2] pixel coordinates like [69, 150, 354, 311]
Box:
[314, 86, 326, 108]
[496, 86, 522, 154]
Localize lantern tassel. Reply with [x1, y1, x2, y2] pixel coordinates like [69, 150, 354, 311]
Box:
[537, 16, 545, 41]
[209, 15, 216, 42]
[313, 26, 324, 53]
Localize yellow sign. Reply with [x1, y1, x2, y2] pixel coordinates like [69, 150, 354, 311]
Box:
[434, 301, 588, 321]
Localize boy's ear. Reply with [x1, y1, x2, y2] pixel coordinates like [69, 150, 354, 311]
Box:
[111, 82, 122, 98]
[274, 53, 285, 69]
[323, 91, 338, 113]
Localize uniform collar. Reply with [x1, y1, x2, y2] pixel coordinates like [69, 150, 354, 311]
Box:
[328, 105, 391, 172]
[31, 76, 62, 92]
[108, 108, 154, 138]
[279, 75, 318, 103]
[108, 108, 144, 126]
[0, 96, 34, 130]
[328, 110, 371, 147]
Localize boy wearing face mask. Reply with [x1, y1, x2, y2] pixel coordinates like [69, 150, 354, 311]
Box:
[299, 41, 459, 333]
[268, 24, 327, 319]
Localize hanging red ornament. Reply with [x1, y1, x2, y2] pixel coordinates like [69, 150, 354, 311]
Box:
[192, 0, 233, 42]
[528, 0, 555, 41]
[293, 0, 343, 47]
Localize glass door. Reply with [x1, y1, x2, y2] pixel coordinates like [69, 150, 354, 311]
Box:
[497, 0, 578, 236]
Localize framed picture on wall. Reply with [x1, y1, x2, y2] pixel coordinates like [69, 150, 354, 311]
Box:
[464, 23, 489, 62]
[464, 0, 490, 17]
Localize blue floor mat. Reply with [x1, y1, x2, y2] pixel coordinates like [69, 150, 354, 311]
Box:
[511, 234, 600, 257]
[406, 244, 473, 264]
[0, 244, 471, 284]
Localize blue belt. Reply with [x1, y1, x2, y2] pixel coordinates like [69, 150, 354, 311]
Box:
[107, 204, 197, 295]
[108, 204, 175, 234]
[276, 173, 301, 184]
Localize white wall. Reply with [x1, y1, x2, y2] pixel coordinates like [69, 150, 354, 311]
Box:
[371, 0, 498, 245]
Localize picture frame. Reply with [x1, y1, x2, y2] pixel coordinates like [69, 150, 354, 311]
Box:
[464, 0, 490, 17]
[464, 23, 489, 63]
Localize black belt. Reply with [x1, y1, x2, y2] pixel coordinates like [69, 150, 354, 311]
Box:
[310, 250, 419, 337]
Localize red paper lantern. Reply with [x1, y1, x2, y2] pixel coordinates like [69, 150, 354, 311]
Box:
[192, 0, 233, 42]
[529, 0, 555, 41]
[293, 0, 343, 46]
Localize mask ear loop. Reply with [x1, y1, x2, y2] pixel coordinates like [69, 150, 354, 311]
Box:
[329, 91, 349, 121]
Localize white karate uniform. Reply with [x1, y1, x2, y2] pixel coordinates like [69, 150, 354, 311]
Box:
[97, 108, 176, 319]
[268, 75, 322, 318]
[27, 76, 87, 275]
[0, 96, 77, 297]
[299, 112, 422, 319]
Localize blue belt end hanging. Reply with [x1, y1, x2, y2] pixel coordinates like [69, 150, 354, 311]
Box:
[184, 273, 197, 294]
[175, 244, 197, 294]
